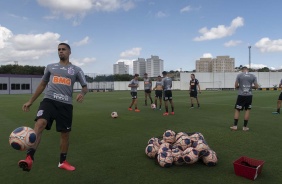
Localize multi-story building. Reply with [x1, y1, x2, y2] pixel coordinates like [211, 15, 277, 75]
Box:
[113, 62, 129, 74]
[133, 58, 146, 76]
[146, 55, 164, 77]
[196, 56, 235, 72]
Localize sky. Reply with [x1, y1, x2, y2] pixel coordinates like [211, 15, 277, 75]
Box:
[1, 0, 282, 75]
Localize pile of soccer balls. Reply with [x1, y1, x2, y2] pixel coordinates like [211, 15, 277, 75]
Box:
[145, 130, 218, 168]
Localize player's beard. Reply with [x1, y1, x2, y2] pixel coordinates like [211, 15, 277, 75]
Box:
[59, 55, 67, 61]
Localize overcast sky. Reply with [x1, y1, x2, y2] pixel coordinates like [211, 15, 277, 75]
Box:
[1, 0, 282, 74]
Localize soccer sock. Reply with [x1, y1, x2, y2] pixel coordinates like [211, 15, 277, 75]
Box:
[244, 120, 248, 127]
[171, 106, 174, 112]
[234, 119, 238, 126]
[60, 153, 67, 164]
[198, 104, 200, 107]
[191, 104, 194, 107]
[27, 148, 36, 160]
[165, 107, 168, 112]
[145, 100, 147, 105]
[277, 108, 280, 113]
[150, 97, 153, 104]
[159, 105, 161, 109]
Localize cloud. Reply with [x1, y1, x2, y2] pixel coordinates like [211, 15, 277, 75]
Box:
[37, 0, 136, 23]
[246, 63, 267, 69]
[224, 40, 242, 47]
[201, 53, 213, 58]
[73, 36, 89, 46]
[180, 6, 192, 13]
[156, 11, 167, 18]
[254, 37, 282, 53]
[0, 25, 62, 64]
[120, 47, 142, 58]
[72, 57, 96, 66]
[194, 17, 244, 41]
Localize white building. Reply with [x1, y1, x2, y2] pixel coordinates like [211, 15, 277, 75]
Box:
[133, 58, 146, 76]
[113, 62, 129, 74]
[146, 55, 164, 77]
[196, 56, 235, 72]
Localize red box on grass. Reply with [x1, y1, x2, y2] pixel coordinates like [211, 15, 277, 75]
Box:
[233, 156, 265, 180]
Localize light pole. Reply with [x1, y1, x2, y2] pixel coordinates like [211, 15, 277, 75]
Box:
[248, 45, 251, 69]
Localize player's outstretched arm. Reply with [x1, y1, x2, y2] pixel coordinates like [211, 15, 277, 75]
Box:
[22, 80, 47, 112]
[76, 86, 88, 103]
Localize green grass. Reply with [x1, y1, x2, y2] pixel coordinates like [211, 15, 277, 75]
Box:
[1, 90, 282, 184]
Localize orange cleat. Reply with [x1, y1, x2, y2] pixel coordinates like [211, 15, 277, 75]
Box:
[18, 155, 33, 172]
[58, 161, 76, 171]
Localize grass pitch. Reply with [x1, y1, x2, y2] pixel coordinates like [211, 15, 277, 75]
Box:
[0, 90, 282, 184]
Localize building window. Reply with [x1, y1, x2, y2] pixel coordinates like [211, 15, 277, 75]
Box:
[0, 83, 8, 90]
[11, 83, 20, 90]
[21, 84, 30, 90]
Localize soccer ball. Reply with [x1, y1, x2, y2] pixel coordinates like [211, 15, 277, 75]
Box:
[9, 126, 37, 151]
[201, 149, 218, 166]
[171, 146, 185, 165]
[174, 135, 192, 150]
[189, 132, 205, 142]
[175, 132, 188, 141]
[145, 144, 159, 158]
[111, 112, 118, 118]
[191, 139, 210, 152]
[151, 104, 156, 109]
[158, 142, 172, 153]
[163, 130, 176, 144]
[182, 147, 199, 164]
[157, 150, 173, 168]
[147, 137, 162, 147]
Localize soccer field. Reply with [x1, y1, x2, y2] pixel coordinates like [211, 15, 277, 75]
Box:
[1, 90, 282, 184]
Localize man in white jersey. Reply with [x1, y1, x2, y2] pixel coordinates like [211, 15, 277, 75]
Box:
[161, 71, 174, 116]
[230, 67, 258, 131]
[18, 43, 88, 172]
[272, 78, 282, 114]
[143, 73, 153, 106]
[128, 74, 140, 112]
[153, 75, 163, 110]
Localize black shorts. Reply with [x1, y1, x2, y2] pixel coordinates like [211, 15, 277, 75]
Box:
[234, 95, 253, 111]
[163, 90, 172, 101]
[35, 98, 73, 132]
[144, 89, 151, 93]
[155, 90, 162, 99]
[278, 92, 282, 100]
[190, 91, 198, 98]
[130, 92, 137, 99]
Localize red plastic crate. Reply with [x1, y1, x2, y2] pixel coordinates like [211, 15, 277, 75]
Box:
[233, 156, 265, 180]
[233, 156, 264, 180]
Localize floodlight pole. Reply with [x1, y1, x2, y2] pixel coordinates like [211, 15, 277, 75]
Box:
[248, 45, 251, 69]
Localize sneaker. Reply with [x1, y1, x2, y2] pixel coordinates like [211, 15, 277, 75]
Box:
[163, 112, 169, 116]
[170, 112, 175, 115]
[58, 161, 76, 171]
[272, 111, 280, 114]
[159, 108, 162, 111]
[134, 109, 140, 112]
[243, 127, 249, 131]
[190, 106, 194, 109]
[128, 108, 132, 111]
[18, 155, 33, 172]
[230, 126, 237, 131]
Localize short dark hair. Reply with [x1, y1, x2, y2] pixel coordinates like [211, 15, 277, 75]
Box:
[162, 71, 167, 75]
[242, 66, 248, 70]
[134, 74, 139, 77]
[157, 75, 161, 77]
[144, 73, 148, 75]
[59, 43, 71, 51]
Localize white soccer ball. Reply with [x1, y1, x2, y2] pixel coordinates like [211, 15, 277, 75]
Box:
[151, 104, 156, 109]
[9, 126, 37, 151]
[111, 112, 118, 118]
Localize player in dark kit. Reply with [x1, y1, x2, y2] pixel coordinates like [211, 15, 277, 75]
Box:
[189, 74, 201, 108]
[161, 71, 174, 116]
[143, 73, 153, 106]
[128, 74, 140, 112]
[272, 78, 282, 114]
[18, 43, 88, 172]
[230, 67, 258, 131]
[153, 75, 163, 110]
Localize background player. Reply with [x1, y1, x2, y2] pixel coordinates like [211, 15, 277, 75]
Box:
[272, 78, 282, 114]
[230, 66, 258, 131]
[143, 73, 153, 106]
[161, 71, 174, 115]
[189, 74, 201, 108]
[19, 43, 88, 172]
[153, 75, 163, 110]
[128, 74, 140, 112]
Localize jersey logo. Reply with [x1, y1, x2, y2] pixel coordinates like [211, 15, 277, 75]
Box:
[68, 67, 75, 75]
[52, 76, 71, 86]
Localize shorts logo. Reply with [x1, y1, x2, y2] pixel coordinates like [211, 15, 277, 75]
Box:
[236, 105, 242, 109]
[68, 67, 75, 75]
[52, 76, 71, 86]
[37, 110, 43, 117]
